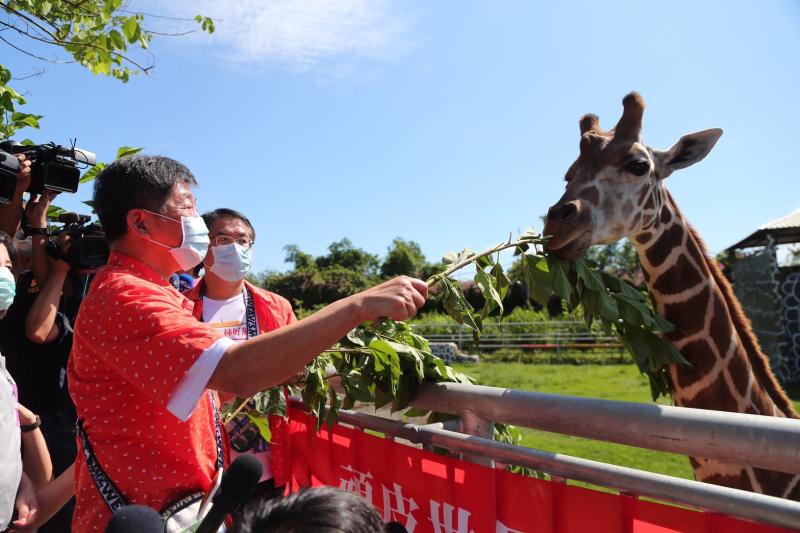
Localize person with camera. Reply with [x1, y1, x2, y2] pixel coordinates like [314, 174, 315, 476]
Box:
[183, 208, 295, 503]
[68, 155, 428, 532]
[0, 184, 81, 532]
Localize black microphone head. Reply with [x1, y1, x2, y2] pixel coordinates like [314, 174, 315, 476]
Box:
[213, 454, 264, 512]
[105, 504, 163, 533]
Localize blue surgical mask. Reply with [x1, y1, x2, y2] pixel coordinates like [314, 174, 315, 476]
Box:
[208, 243, 253, 282]
[0, 267, 16, 311]
[145, 212, 210, 272]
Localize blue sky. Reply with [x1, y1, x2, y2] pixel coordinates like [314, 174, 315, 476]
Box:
[3, 1, 799, 275]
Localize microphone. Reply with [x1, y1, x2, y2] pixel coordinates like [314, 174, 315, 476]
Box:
[105, 504, 163, 533]
[196, 454, 263, 533]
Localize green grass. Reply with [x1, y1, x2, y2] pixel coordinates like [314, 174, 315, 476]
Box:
[450, 362, 800, 480]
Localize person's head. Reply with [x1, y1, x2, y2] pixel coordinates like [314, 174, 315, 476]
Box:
[202, 208, 255, 283]
[234, 487, 399, 533]
[0, 231, 17, 319]
[93, 155, 209, 276]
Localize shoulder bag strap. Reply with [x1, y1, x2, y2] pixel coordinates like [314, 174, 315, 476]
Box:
[80, 391, 225, 512]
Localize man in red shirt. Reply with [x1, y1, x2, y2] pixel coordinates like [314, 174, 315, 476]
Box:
[68, 156, 427, 531]
[184, 208, 295, 498]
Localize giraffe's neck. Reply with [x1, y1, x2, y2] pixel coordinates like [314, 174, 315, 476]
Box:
[631, 189, 796, 418]
[630, 189, 799, 498]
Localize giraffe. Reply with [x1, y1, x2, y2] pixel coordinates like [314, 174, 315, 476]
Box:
[542, 92, 800, 500]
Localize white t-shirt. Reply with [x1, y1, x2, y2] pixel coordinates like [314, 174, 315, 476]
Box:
[202, 293, 248, 342]
[0, 354, 22, 530]
[202, 292, 272, 482]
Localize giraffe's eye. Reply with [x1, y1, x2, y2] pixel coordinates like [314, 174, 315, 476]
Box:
[625, 159, 650, 176]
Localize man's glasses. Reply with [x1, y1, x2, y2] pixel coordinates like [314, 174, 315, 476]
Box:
[213, 235, 254, 250]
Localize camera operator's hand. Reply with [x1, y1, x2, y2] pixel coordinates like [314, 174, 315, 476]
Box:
[24, 190, 59, 230]
[48, 235, 71, 274]
[14, 153, 32, 197]
[0, 154, 32, 238]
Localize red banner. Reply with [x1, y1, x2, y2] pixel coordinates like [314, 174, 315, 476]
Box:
[287, 408, 794, 533]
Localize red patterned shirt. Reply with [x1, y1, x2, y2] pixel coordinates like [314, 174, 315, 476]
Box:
[68, 252, 231, 532]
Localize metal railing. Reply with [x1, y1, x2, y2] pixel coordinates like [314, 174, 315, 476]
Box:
[411, 320, 622, 351]
[313, 381, 800, 529]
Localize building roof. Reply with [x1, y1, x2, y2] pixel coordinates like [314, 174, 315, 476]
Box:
[726, 207, 800, 251]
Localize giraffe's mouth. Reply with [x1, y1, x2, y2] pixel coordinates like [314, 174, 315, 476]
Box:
[545, 229, 592, 260]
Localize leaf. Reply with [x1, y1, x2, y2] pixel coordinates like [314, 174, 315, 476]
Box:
[386, 341, 426, 381]
[490, 262, 510, 302]
[10, 112, 41, 129]
[575, 259, 606, 292]
[80, 163, 105, 184]
[519, 226, 539, 240]
[442, 252, 458, 265]
[439, 276, 481, 333]
[109, 29, 126, 50]
[342, 371, 374, 403]
[522, 254, 552, 306]
[474, 267, 503, 318]
[403, 407, 430, 418]
[475, 254, 494, 269]
[251, 387, 286, 417]
[122, 17, 139, 43]
[325, 390, 342, 427]
[546, 255, 574, 301]
[116, 146, 143, 159]
[246, 413, 272, 443]
[368, 339, 401, 393]
[345, 327, 370, 347]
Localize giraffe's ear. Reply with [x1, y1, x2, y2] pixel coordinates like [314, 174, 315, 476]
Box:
[656, 128, 722, 178]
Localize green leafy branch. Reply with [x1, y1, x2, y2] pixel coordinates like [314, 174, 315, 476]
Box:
[426, 227, 687, 400]
[234, 227, 686, 464]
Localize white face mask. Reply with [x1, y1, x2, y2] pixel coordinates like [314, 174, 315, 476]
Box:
[208, 243, 253, 282]
[145, 212, 210, 272]
[0, 266, 15, 311]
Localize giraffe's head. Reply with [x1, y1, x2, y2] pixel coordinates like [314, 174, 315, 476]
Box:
[543, 92, 722, 259]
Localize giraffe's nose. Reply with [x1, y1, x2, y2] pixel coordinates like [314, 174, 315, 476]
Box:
[547, 201, 579, 222]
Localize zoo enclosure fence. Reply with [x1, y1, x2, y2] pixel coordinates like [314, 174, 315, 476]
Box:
[411, 320, 624, 354]
[306, 381, 800, 530]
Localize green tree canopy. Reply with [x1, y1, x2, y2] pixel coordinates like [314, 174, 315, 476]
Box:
[315, 238, 380, 276]
[380, 237, 427, 278]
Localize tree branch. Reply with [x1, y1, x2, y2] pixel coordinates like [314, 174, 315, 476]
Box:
[427, 235, 545, 287]
[0, 33, 71, 63]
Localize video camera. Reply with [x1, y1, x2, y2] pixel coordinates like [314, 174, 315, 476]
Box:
[0, 140, 96, 204]
[48, 212, 109, 268]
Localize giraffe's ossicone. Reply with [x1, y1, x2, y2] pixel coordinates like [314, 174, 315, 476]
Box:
[543, 92, 799, 500]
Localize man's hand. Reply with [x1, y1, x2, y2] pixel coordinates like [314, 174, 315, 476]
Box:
[24, 190, 58, 229]
[14, 154, 32, 197]
[9, 472, 38, 532]
[354, 276, 428, 322]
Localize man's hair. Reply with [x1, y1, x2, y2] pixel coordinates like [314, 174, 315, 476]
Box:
[202, 208, 256, 241]
[0, 230, 18, 270]
[233, 487, 388, 533]
[93, 155, 198, 242]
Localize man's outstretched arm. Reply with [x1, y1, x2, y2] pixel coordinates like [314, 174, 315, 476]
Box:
[209, 276, 427, 397]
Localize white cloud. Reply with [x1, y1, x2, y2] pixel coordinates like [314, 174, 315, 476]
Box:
[141, 0, 415, 70]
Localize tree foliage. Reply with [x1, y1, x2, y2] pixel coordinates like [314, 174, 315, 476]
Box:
[381, 237, 428, 278]
[1, 0, 214, 138]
